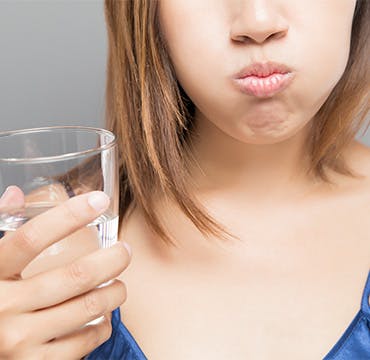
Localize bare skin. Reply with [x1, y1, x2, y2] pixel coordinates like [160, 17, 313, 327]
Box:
[4, 1, 362, 357]
[0, 189, 131, 359]
[3, 143, 367, 359]
[117, 140, 370, 360]
[115, 1, 368, 357]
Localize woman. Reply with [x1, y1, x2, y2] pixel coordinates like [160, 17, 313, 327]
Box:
[0, 0, 369, 359]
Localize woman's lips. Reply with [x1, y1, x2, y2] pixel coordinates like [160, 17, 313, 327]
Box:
[233, 72, 295, 98]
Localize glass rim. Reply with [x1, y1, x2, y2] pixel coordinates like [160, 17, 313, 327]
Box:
[0, 125, 117, 163]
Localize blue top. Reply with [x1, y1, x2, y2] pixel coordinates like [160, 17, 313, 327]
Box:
[86, 270, 370, 360]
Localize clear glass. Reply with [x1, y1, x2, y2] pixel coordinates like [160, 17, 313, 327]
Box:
[0, 126, 119, 325]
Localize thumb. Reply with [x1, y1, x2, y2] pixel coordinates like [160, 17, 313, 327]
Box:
[0, 185, 25, 209]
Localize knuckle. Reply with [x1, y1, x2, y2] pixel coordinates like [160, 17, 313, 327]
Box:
[117, 243, 130, 263]
[67, 261, 91, 291]
[84, 327, 100, 351]
[100, 317, 113, 342]
[0, 328, 24, 355]
[15, 222, 39, 253]
[85, 324, 104, 350]
[115, 245, 131, 272]
[0, 283, 16, 313]
[60, 201, 81, 228]
[83, 292, 106, 318]
[116, 280, 128, 303]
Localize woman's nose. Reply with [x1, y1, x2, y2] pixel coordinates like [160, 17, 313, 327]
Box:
[230, 0, 289, 44]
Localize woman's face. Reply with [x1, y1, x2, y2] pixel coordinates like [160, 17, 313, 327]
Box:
[158, 0, 357, 144]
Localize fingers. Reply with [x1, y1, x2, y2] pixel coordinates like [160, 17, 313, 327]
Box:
[41, 314, 113, 360]
[0, 312, 114, 360]
[30, 279, 126, 343]
[0, 191, 110, 280]
[15, 241, 131, 312]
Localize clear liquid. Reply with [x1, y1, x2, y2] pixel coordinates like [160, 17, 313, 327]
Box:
[0, 204, 118, 249]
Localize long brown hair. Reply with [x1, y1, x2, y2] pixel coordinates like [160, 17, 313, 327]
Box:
[103, 0, 370, 246]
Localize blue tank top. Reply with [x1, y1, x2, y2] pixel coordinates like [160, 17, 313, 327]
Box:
[86, 270, 370, 360]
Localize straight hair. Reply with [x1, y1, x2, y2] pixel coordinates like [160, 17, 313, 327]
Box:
[103, 0, 370, 246]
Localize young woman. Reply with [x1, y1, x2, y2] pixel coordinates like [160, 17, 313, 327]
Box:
[0, 0, 369, 359]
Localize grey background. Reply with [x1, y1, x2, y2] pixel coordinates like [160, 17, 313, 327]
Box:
[0, 0, 106, 130]
[0, 0, 369, 145]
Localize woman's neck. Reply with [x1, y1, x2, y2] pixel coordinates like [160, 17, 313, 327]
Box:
[186, 111, 319, 204]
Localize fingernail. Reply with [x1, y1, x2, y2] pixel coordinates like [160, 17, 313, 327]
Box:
[1, 186, 13, 200]
[87, 191, 110, 212]
[122, 241, 132, 257]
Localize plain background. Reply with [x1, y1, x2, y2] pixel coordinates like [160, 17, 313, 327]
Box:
[0, 0, 106, 130]
[0, 0, 369, 145]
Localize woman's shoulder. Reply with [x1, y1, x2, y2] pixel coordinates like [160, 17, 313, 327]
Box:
[336, 140, 370, 254]
[347, 140, 370, 176]
[332, 140, 370, 195]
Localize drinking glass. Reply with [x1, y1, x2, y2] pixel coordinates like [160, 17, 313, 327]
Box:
[0, 126, 119, 325]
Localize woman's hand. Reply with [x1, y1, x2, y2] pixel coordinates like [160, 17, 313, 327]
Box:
[0, 187, 131, 359]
